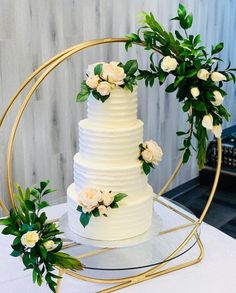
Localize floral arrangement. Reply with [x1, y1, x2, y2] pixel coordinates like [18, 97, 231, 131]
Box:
[0, 181, 82, 292]
[139, 140, 163, 175]
[76, 188, 127, 227]
[76, 60, 138, 103]
[125, 4, 235, 169]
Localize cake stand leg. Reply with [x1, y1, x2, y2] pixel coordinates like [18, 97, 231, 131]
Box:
[97, 236, 204, 293]
[56, 269, 64, 293]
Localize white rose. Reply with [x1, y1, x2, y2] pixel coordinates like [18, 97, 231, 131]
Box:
[212, 125, 222, 138]
[101, 62, 126, 85]
[141, 149, 154, 163]
[211, 90, 224, 106]
[197, 69, 210, 81]
[202, 114, 213, 130]
[190, 87, 200, 98]
[101, 191, 114, 206]
[43, 240, 55, 251]
[211, 72, 227, 82]
[161, 56, 178, 72]
[143, 140, 163, 165]
[98, 205, 107, 215]
[85, 75, 100, 89]
[86, 62, 106, 76]
[21, 231, 39, 248]
[77, 188, 102, 213]
[96, 81, 111, 96]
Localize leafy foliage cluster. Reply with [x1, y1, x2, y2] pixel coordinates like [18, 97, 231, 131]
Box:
[126, 4, 235, 169]
[76, 60, 138, 103]
[0, 181, 83, 292]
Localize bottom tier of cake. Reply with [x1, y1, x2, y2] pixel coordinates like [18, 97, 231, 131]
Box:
[67, 183, 153, 241]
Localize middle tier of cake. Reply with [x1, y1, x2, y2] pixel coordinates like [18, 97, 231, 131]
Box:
[78, 119, 143, 164]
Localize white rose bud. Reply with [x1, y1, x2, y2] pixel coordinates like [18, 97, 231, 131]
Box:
[211, 72, 227, 82]
[43, 240, 55, 251]
[85, 74, 100, 89]
[96, 81, 111, 96]
[197, 69, 210, 81]
[102, 191, 114, 206]
[98, 205, 107, 215]
[21, 231, 39, 248]
[101, 62, 126, 85]
[212, 125, 222, 138]
[211, 90, 224, 106]
[202, 114, 213, 130]
[161, 56, 178, 72]
[190, 87, 200, 98]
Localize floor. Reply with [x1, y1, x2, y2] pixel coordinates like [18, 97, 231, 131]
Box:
[164, 180, 236, 239]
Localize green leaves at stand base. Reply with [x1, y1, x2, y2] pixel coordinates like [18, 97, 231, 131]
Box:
[76, 81, 91, 102]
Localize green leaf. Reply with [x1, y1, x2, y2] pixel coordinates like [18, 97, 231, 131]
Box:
[126, 33, 141, 42]
[211, 42, 224, 55]
[178, 3, 187, 19]
[175, 30, 183, 40]
[76, 81, 91, 102]
[25, 188, 31, 201]
[183, 148, 191, 163]
[39, 245, 48, 259]
[124, 60, 138, 75]
[92, 90, 110, 103]
[80, 212, 91, 228]
[0, 217, 12, 226]
[77, 205, 82, 212]
[114, 193, 128, 203]
[186, 69, 198, 78]
[186, 13, 193, 29]
[40, 180, 50, 192]
[94, 63, 103, 75]
[182, 102, 191, 112]
[2, 226, 20, 236]
[194, 34, 201, 47]
[42, 189, 56, 196]
[39, 212, 47, 225]
[165, 83, 177, 93]
[192, 101, 207, 112]
[176, 131, 188, 136]
[174, 76, 185, 87]
[10, 250, 22, 257]
[92, 208, 100, 217]
[110, 202, 119, 209]
[38, 201, 49, 210]
[142, 162, 151, 175]
[25, 200, 36, 212]
[32, 269, 37, 283]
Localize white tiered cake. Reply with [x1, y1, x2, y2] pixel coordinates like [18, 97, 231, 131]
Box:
[67, 86, 154, 241]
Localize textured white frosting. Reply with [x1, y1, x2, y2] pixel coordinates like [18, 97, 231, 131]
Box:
[67, 86, 154, 242]
[87, 87, 137, 128]
[79, 119, 143, 164]
[73, 153, 151, 200]
[67, 183, 153, 241]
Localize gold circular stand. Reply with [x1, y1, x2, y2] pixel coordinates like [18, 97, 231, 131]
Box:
[0, 38, 222, 293]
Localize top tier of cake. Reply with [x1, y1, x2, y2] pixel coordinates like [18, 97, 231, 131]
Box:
[87, 87, 138, 128]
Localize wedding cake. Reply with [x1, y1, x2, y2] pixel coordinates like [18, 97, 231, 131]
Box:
[67, 61, 163, 242]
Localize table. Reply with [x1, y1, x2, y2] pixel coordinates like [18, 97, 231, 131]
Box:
[0, 200, 236, 293]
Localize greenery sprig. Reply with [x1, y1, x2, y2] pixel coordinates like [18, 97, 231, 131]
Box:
[126, 4, 235, 169]
[0, 181, 83, 292]
[76, 60, 138, 103]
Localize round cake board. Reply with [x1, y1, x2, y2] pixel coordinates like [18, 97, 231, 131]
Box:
[59, 211, 162, 248]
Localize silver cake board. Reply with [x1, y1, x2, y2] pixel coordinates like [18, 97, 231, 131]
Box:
[59, 211, 162, 248]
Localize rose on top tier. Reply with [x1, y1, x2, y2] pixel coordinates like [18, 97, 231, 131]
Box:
[76, 60, 138, 103]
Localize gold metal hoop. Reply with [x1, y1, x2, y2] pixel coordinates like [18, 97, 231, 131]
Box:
[0, 38, 222, 292]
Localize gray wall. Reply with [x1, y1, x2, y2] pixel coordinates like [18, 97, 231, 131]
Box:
[0, 0, 236, 210]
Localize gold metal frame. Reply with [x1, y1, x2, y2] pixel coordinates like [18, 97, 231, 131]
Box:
[0, 38, 222, 293]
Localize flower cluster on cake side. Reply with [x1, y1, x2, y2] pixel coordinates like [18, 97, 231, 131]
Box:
[76, 188, 127, 227]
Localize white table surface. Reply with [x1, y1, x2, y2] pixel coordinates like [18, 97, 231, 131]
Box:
[0, 201, 236, 293]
